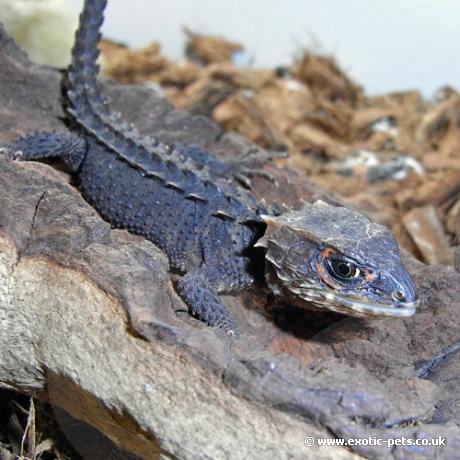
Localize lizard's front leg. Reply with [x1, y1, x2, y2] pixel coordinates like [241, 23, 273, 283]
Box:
[176, 271, 239, 336]
[1, 131, 87, 171]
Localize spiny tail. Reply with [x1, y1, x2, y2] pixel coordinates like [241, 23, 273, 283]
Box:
[65, 0, 166, 154]
[67, 0, 108, 116]
[64, 0, 257, 223]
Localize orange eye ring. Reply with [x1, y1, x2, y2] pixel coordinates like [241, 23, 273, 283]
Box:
[318, 247, 375, 286]
[317, 247, 341, 288]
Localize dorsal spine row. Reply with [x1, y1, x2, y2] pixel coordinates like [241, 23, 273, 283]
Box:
[66, 0, 259, 224]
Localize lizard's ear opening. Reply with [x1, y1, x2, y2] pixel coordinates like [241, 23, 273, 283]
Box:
[254, 214, 284, 248]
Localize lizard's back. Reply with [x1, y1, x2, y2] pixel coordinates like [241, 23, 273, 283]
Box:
[77, 139, 261, 278]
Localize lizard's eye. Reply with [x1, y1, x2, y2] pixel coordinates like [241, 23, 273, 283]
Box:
[327, 258, 361, 281]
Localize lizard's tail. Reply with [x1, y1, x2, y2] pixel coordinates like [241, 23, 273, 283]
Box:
[67, 0, 108, 117]
[62, 0, 257, 226]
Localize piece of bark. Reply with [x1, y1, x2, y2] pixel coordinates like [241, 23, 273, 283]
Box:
[206, 63, 274, 89]
[416, 92, 460, 157]
[402, 206, 454, 264]
[213, 91, 288, 150]
[184, 29, 243, 65]
[1, 24, 460, 460]
[289, 123, 347, 158]
[446, 198, 460, 238]
[396, 171, 460, 212]
[423, 153, 460, 172]
[99, 40, 171, 84]
[293, 52, 362, 105]
[351, 107, 399, 134]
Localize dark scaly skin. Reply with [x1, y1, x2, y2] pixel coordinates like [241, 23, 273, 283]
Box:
[1, 0, 419, 334]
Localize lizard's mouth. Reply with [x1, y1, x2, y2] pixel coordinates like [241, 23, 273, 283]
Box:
[319, 291, 419, 318]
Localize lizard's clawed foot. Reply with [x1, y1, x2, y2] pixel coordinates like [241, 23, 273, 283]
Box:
[0, 146, 23, 160]
[216, 317, 240, 337]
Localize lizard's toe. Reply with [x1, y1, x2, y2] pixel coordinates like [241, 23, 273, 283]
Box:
[217, 318, 240, 337]
[225, 328, 240, 337]
[0, 147, 24, 160]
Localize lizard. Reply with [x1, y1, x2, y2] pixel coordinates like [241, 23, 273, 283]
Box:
[0, 0, 419, 335]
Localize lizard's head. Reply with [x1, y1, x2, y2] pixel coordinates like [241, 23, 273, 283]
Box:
[256, 201, 419, 318]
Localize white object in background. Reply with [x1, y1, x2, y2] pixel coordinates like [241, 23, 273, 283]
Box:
[0, 0, 78, 67]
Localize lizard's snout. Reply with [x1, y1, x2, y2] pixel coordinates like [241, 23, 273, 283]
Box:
[387, 266, 418, 305]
